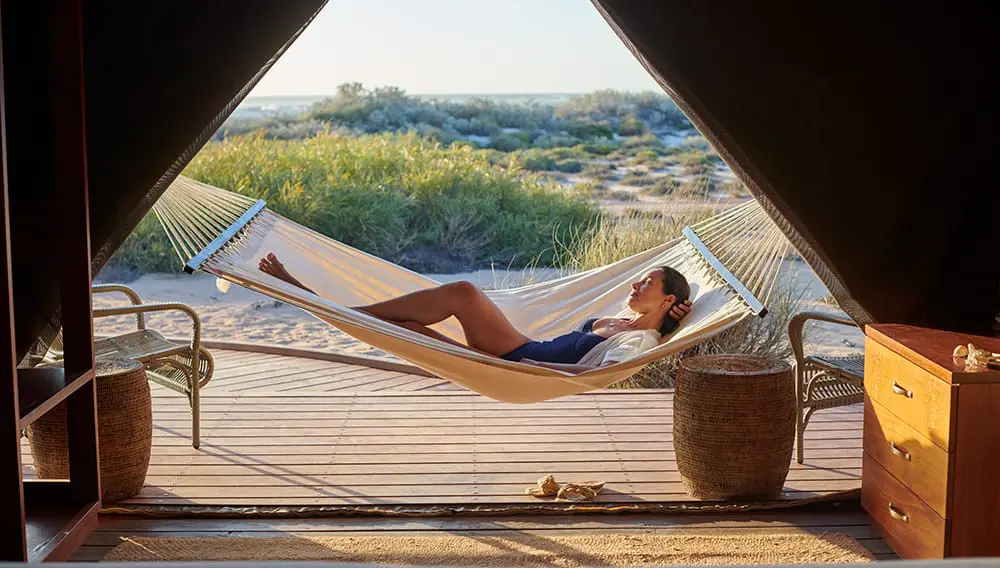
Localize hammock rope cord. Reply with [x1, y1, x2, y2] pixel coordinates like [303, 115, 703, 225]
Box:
[151, 176, 791, 403]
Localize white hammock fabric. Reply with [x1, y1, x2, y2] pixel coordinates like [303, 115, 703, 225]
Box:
[154, 176, 789, 403]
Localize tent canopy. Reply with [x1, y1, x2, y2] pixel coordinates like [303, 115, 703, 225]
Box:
[5, 1, 997, 363]
[594, 1, 999, 334]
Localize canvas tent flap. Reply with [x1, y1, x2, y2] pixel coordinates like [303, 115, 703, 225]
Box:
[3, 1, 326, 363]
[593, 1, 1000, 334]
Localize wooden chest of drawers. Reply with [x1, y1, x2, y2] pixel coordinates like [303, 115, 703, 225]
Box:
[862, 324, 1000, 559]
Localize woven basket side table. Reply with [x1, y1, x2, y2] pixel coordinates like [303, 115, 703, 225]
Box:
[673, 354, 795, 500]
[27, 357, 153, 503]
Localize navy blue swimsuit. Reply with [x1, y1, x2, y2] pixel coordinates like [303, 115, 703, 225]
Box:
[501, 318, 605, 364]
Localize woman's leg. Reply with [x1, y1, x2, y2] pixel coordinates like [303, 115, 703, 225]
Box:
[392, 320, 493, 356]
[260, 253, 528, 356]
[357, 281, 530, 356]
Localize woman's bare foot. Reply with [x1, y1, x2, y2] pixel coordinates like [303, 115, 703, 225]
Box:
[258, 252, 313, 292]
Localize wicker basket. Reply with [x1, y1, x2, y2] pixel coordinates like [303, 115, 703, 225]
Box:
[27, 358, 152, 503]
[673, 354, 795, 500]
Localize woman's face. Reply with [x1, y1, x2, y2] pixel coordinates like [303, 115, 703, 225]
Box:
[626, 269, 674, 313]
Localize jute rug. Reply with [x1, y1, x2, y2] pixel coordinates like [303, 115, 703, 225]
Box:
[104, 533, 874, 565]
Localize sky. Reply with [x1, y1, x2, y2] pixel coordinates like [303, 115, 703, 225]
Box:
[248, 0, 663, 96]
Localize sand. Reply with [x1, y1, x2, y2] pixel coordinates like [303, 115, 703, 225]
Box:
[92, 258, 864, 364]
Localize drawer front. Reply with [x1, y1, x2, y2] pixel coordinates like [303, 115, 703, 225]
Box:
[865, 338, 954, 451]
[863, 453, 946, 559]
[864, 396, 950, 517]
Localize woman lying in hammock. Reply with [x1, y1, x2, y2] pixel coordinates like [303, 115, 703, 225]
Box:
[258, 253, 692, 373]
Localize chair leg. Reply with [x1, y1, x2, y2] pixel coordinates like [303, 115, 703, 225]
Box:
[796, 409, 805, 464]
[191, 370, 201, 450]
[795, 365, 805, 464]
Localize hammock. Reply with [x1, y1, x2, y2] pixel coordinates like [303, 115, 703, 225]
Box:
[153, 176, 790, 403]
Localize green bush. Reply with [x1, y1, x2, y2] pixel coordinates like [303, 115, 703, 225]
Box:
[106, 214, 183, 274]
[621, 170, 655, 186]
[554, 160, 584, 174]
[682, 161, 715, 178]
[565, 121, 614, 140]
[620, 132, 664, 156]
[518, 152, 557, 172]
[109, 131, 600, 274]
[574, 141, 618, 156]
[642, 176, 681, 196]
[720, 179, 748, 197]
[630, 150, 661, 166]
[678, 174, 718, 197]
[581, 163, 617, 180]
[531, 133, 581, 149]
[617, 115, 646, 136]
[489, 132, 530, 152]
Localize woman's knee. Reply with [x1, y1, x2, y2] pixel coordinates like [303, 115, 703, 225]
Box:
[444, 280, 482, 302]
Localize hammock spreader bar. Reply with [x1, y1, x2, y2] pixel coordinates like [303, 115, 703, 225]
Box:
[682, 226, 767, 318]
[184, 199, 267, 274]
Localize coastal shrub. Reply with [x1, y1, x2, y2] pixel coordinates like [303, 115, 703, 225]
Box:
[678, 174, 718, 197]
[621, 170, 655, 186]
[554, 90, 693, 131]
[620, 132, 664, 155]
[489, 132, 530, 152]
[679, 151, 717, 168]
[107, 131, 600, 275]
[518, 151, 557, 172]
[531, 133, 581, 149]
[642, 176, 681, 196]
[720, 179, 749, 197]
[574, 141, 618, 156]
[565, 121, 614, 140]
[617, 115, 646, 136]
[553, 159, 584, 174]
[581, 163, 617, 181]
[681, 161, 715, 178]
[679, 135, 712, 152]
[106, 214, 182, 275]
[222, 86, 707, 157]
[630, 150, 661, 166]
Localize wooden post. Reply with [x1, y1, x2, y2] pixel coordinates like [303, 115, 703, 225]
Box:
[0, 9, 28, 558]
[49, 0, 100, 507]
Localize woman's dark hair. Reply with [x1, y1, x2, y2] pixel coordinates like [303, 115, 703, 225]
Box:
[656, 266, 690, 336]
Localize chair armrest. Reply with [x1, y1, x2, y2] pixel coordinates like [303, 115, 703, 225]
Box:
[788, 311, 859, 365]
[93, 302, 202, 352]
[92, 283, 145, 329]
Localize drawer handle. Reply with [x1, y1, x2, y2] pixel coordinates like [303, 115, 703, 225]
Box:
[889, 442, 912, 461]
[888, 503, 910, 523]
[891, 381, 914, 398]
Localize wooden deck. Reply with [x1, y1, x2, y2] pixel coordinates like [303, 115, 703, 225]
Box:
[20, 347, 885, 561]
[23, 347, 864, 508]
